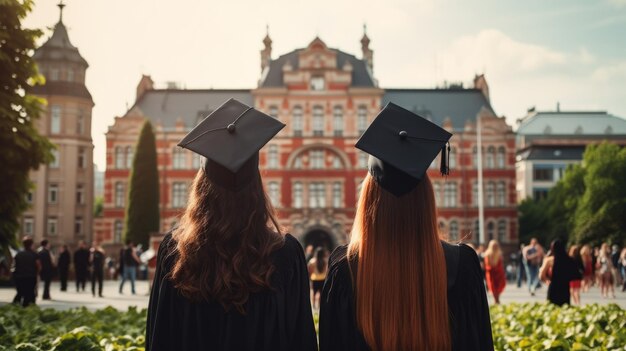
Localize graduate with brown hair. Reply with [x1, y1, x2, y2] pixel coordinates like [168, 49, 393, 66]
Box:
[319, 103, 493, 351]
[146, 99, 317, 351]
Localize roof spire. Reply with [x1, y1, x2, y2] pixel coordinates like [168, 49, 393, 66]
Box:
[57, 0, 66, 23]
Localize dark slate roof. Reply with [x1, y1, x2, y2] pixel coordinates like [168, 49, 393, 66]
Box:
[133, 89, 253, 129]
[32, 81, 92, 101]
[518, 146, 585, 161]
[33, 21, 88, 67]
[259, 49, 375, 87]
[383, 89, 495, 130]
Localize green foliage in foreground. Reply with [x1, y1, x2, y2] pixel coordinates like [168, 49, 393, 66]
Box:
[0, 303, 624, 350]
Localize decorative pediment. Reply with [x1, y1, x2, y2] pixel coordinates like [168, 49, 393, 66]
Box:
[299, 37, 337, 70]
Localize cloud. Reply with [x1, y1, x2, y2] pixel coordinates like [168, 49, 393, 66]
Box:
[608, 0, 626, 7]
[592, 61, 626, 81]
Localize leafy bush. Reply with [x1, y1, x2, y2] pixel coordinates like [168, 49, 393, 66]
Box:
[0, 303, 623, 350]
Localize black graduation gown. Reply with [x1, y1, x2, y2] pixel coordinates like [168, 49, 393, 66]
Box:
[146, 233, 318, 351]
[319, 242, 494, 351]
[547, 255, 582, 306]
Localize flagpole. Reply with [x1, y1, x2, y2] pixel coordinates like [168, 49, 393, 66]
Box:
[477, 112, 485, 245]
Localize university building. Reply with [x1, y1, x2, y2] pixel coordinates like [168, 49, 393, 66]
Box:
[516, 107, 626, 201]
[99, 31, 517, 250]
[19, 5, 95, 248]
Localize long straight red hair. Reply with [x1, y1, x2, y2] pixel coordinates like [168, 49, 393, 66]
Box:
[348, 174, 451, 351]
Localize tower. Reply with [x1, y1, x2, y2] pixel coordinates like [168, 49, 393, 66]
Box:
[22, 1, 95, 247]
[361, 24, 373, 72]
[260, 26, 272, 73]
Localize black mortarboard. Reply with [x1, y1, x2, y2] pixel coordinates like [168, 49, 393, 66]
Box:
[178, 98, 285, 191]
[355, 102, 453, 197]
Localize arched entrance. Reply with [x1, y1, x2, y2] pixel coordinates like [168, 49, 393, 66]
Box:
[303, 229, 336, 251]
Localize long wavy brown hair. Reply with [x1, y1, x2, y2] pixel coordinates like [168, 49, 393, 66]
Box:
[169, 167, 283, 313]
[348, 174, 451, 351]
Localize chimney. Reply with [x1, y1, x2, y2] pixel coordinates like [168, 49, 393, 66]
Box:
[136, 75, 154, 102]
[260, 25, 272, 72]
[361, 24, 373, 72]
[556, 102, 560, 112]
[473, 74, 490, 103]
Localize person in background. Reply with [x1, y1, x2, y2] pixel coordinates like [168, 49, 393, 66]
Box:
[580, 245, 593, 292]
[90, 242, 106, 297]
[523, 238, 544, 296]
[74, 241, 90, 292]
[304, 244, 315, 262]
[539, 239, 581, 306]
[484, 240, 506, 304]
[476, 244, 486, 283]
[592, 246, 600, 287]
[57, 245, 70, 292]
[619, 247, 626, 291]
[568, 245, 584, 305]
[597, 243, 615, 298]
[611, 245, 621, 287]
[119, 240, 141, 294]
[37, 240, 54, 300]
[307, 247, 328, 310]
[516, 243, 526, 288]
[12, 236, 40, 307]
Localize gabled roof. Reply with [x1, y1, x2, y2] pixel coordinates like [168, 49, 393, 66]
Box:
[132, 89, 253, 130]
[517, 146, 586, 161]
[517, 111, 626, 136]
[33, 21, 88, 67]
[259, 49, 375, 87]
[383, 89, 495, 130]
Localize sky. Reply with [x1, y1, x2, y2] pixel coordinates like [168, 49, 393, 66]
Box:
[24, 0, 626, 170]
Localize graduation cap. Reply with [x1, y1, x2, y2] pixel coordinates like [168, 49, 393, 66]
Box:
[355, 102, 453, 197]
[178, 98, 285, 191]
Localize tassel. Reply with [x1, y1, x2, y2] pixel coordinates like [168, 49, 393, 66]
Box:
[440, 142, 450, 176]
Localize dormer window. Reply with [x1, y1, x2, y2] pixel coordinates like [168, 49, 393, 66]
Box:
[310, 76, 325, 91]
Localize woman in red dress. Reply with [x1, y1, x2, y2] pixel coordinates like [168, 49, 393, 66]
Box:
[484, 240, 506, 304]
[580, 245, 593, 292]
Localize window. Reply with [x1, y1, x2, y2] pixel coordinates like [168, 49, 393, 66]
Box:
[50, 149, 60, 168]
[332, 156, 342, 169]
[449, 220, 459, 241]
[50, 105, 61, 134]
[312, 106, 324, 136]
[533, 188, 549, 201]
[115, 182, 125, 207]
[115, 147, 125, 169]
[472, 181, 479, 206]
[310, 76, 325, 91]
[309, 182, 326, 208]
[496, 181, 506, 206]
[358, 152, 368, 169]
[76, 184, 85, 205]
[114, 220, 123, 243]
[486, 146, 495, 169]
[533, 167, 553, 181]
[26, 191, 33, 204]
[75, 217, 83, 235]
[294, 157, 303, 169]
[497, 147, 506, 168]
[267, 145, 278, 169]
[269, 106, 278, 118]
[192, 153, 202, 169]
[172, 182, 187, 208]
[497, 219, 507, 242]
[77, 111, 84, 135]
[50, 68, 59, 81]
[333, 106, 343, 136]
[357, 106, 367, 134]
[293, 182, 303, 208]
[487, 222, 495, 241]
[48, 184, 58, 204]
[474, 219, 481, 241]
[67, 69, 74, 82]
[172, 148, 186, 169]
[23, 217, 34, 235]
[486, 182, 495, 207]
[292, 106, 303, 136]
[444, 182, 457, 207]
[472, 146, 481, 168]
[448, 147, 456, 170]
[125, 147, 133, 169]
[433, 182, 441, 206]
[269, 182, 280, 207]
[47, 217, 58, 236]
[332, 182, 342, 208]
[310, 150, 324, 169]
[78, 147, 86, 169]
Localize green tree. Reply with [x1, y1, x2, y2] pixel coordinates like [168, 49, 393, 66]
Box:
[518, 198, 549, 246]
[124, 121, 160, 248]
[93, 196, 103, 218]
[0, 0, 54, 250]
[573, 143, 626, 246]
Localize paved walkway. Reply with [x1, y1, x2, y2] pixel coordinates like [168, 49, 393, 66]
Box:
[1, 280, 624, 310]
